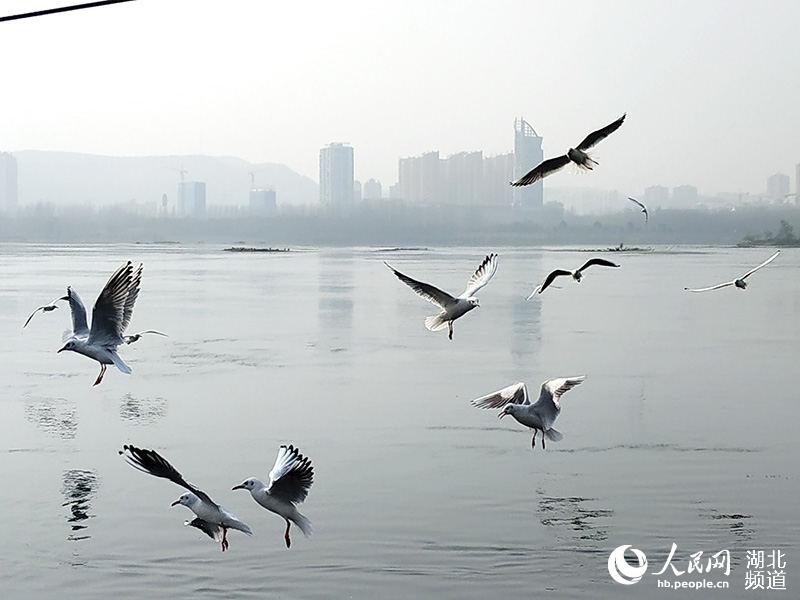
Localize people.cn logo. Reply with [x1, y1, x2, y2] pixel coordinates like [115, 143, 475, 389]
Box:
[608, 545, 649, 585]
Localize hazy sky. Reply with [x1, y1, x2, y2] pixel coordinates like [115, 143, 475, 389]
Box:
[2, 0, 799, 195]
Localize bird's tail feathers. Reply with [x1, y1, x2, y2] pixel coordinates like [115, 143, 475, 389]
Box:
[109, 352, 132, 374]
[544, 428, 563, 442]
[292, 512, 313, 537]
[424, 313, 449, 332]
[229, 518, 253, 536]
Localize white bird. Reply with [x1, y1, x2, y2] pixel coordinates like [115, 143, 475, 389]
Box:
[471, 376, 587, 449]
[511, 114, 626, 186]
[385, 253, 498, 340]
[628, 196, 648, 224]
[232, 444, 314, 549]
[124, 330, 169, 345]
[684, 250, 780, 293]
[527, 258, 620, 298]
[22, 296, 65, 328]
[52, 262, 161, 386]
[120, 444, 253, 552]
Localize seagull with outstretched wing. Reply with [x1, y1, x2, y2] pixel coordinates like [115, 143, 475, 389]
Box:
[684, 250, 780, 293]
[120, 444, 253, 552]
[527, 258, 620, 298]
[124, 330, 169, 345]
[511, 114, 626, 186]
[471, 376, 587, 449]
[233, 444, 314, 548]
[385, 253, 498, 340]
[628, 197, 648, 224]
[26, 262, 165, 385]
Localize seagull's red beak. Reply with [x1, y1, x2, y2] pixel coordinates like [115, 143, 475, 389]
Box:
[170, 499, 181, 507]
[57, 344, 68, 353]
[231, 484, 245, 491]
[498, 411, 507, 419]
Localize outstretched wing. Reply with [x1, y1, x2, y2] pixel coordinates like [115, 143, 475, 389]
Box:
[510, 155, 570, 187]
[627, 196, 646, 210]
[64, 287, 90, 336]
[577, 258, 620, 273]
[471, 382, 528, 409]
[684, 281, 736, 293]
[461, 253, 498, 298]
[22, 298, 62, 329]
[532, 376, 586, 428]
[384, 262, 455, 308]
[119, 444, 218, 508]
[535, 269, 573, 296]
[124, 330, 168, 344]
[267, 444, 314, 505]
[576, 114, 626, 151]
[740, 250, 780, 280]
[121, 263, 143, 333]
[88, 262, 136, 346]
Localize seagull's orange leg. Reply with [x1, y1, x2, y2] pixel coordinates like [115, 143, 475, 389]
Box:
[284, 519, 291, 548]
[448, 322, 453, 341]
[221, 527, 229, 552]
[92, 364, 106, 387]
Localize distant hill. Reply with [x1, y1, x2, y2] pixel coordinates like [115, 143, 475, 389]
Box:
[14, 150, 318, 208]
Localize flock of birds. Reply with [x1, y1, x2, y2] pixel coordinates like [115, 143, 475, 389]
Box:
[21, 114, 784, 553]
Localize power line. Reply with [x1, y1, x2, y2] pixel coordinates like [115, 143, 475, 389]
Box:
[0, 0, 136, 23]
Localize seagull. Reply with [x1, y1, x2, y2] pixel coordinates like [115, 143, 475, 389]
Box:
[628, 197, 648, 223]
[233, 444, 314, 549]
[120, 444, 253, 552]
[527, 258, 620, 298]
[124, 330, 168, 345]
[471, 376, 586, 449]
[511, 114, 626, 186]
[23, 296, 65, 328]
[53, 261, 158, 386]
[385, 253, 498, 340]
[684, 250, 780, 293]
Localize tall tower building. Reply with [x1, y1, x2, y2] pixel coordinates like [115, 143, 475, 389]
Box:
[0, 152, 18, 213]
[177, 181, 206, 217]
[319, 143, 354, 209]
[766, 173, 790, 201]
[513, 118, 543, 209]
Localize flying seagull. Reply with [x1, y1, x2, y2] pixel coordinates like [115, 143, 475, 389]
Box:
[684, 250, 780, 293]
[527, 258, 620, 298]
[471, 376, 586, 449]
[511, 114, 626, 186]
[628, 197, 648, 224]
[120, 444, 253, 552]
[233, 444, 314, 549]
[385, 253, 498, 340]
[22, 296, 65, 328]
[50, 262, 162, 386]
[124, 330, 168, 345]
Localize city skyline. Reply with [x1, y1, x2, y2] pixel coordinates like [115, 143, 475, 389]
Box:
[1, 1, 799, 195]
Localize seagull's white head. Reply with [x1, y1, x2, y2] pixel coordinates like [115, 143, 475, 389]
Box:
[171, 492, 196, 508]
[232, 478, 259, 492]
[57, 339, 78, 353]
[499, 404, 516, 419]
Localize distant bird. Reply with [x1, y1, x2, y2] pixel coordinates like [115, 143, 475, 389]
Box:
[684, 250, 780, 293]
[22, 296, 65, 328]
[47, 262, 162, 386]
[120, 444, 253, 552]
[628, 197, 648, 223]
[527, 258, 620, 298]
[385, 253, 498, 340]
[511, 114, 626, 186]
[471, 376, 586, 449]
[124, 330, 168, 345]
[233, 445, 314, 549]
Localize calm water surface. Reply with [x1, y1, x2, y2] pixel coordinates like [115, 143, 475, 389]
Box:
[1, 244, 798, 599]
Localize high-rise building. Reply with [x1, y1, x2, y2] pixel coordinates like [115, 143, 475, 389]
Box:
[319, 143, 354, 209]
[513, 118, 543, 209]
[644, 185, 670, 207]
[0, 152, 18, 213]
[483, 153, 515, 207]
[249, 189, 277, 216]
[363, 178, 382, 200]
[672, 185, 698, 208]
[353, 180, 362, 204]
[178, 181, 206, 217]
[766, 172, 790, 201]
[443, 151, 483, 205]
